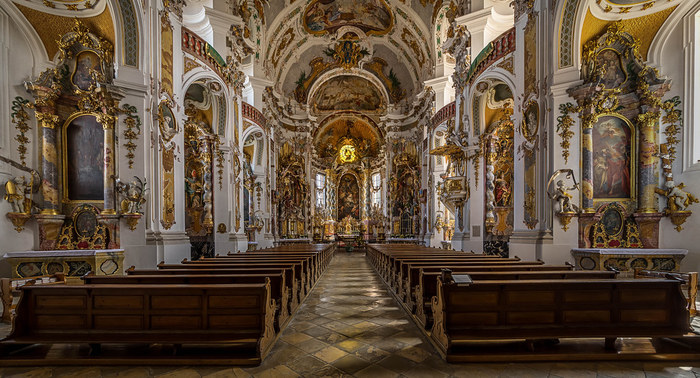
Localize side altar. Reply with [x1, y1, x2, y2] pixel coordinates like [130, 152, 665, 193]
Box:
[3, 249, 124, 278]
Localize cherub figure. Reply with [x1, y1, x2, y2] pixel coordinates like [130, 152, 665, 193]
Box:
[656, 180, 699, 212]
[4, 176, 28, 213]
[551, 180, 580, 214]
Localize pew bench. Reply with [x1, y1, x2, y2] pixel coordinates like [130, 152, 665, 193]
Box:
[429, 272, 690, 360]
[84, 273, 290, 331]
[0, 281, 277, 364]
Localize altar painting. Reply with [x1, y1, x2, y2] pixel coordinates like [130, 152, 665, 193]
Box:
[72, 50, 102, 91]
[304, 0, 393, 35]
[592, 115, 632, 199]
[595, 49, 627, 88]
[338, 174, 359, 220]
[65, 115, 104, 201]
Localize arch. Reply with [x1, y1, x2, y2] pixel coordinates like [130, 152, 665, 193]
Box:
[110, 0, 142, 68]
[0, 1, 50, 70]
[554, 0, 589, 72]
[466, 71, 517, 135]
[181, 70, 234, 141]
[241, 123, 267, 173]
[648, 0, 700, 68]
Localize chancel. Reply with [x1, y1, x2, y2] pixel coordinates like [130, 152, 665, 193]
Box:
[1, 0, 700, 374]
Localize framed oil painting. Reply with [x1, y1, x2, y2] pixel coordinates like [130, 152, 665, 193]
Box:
[159, 101, 178, 141]
[595, 49, 627, 89]
[64, 115, 104, 201]
[337, 174, 359, 220]
[72, 50, 102, 91]
[521, 101, 538, 142]
[592, 115, 634, 200]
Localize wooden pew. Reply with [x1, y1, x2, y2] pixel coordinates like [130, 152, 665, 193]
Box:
[401, 263, 572, 309]
[201, 256, 315, 292]
[634, 269, 699, 316]
[84, 273, 290, 331]
[413, 269, 618, 329]
[429, 271, 690, 360]
[1, 274, 65, 324]
[0, 281, 278, 364]
[159, 262, 309, 301]
[129, 266, 301, 313]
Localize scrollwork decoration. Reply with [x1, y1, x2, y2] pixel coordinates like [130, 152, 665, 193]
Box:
[11, 97, 34, 166]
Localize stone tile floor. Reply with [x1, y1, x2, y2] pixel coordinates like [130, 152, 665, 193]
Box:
[1, 252, 700, 377]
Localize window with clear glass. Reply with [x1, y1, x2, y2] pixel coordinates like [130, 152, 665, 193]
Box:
[315, 173, 326, 207]
[371, 173, 381, 206]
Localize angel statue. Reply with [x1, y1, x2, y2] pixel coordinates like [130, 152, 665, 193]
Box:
[4, 176, 28, 213]
[116, 176, 148, 214]
[655, 180, 699, 213]
[546, 169, 580, 214]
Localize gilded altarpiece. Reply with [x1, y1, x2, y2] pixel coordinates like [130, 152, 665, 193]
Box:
[389, 140, 420, 237]
[184, 113, 216, 259]
[563, 24, 673, 248]
[277, 139, 309, 238]
[484, 108, 514, 255]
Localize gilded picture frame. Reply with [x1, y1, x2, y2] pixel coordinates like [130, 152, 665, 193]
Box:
[158, 100, 178, 142]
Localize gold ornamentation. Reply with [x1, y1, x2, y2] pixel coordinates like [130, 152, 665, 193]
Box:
[160, 140, 176, 229]
[11, 97, 34, 166]
[215, 136, 225, 190]
[497, 56, 514, 74]
[326, 36, 369, 70]
[184, 56, 201, 74]
[6, 212, 32, 233]
[524, 187, 538, 229]
[120, 104, 141, 169]
[122, 213, 141, 231]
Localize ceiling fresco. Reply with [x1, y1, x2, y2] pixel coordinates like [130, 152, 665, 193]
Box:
[310, 75, 385, 113]
[303, 0, 394, 36]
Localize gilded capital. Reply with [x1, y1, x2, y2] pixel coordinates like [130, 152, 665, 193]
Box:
[97, 113, 117, 129]
[35, 112, 60, 129]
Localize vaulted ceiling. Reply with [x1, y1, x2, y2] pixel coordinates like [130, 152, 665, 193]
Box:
[257, 0, 451, 117]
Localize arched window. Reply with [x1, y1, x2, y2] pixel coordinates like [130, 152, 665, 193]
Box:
[315, 173, 326, 207]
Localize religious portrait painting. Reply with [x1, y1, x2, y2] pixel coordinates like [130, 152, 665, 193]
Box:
[72, 50, 102, 91]
[592, 115, 633, 199]
[159, 102, 178, 141]
[338, 174, 359, 220]
[521, 101, 538, 141]
[65, 115, 104, 201]
[304, 0, 393, 36]
[595, 49, 627, 89]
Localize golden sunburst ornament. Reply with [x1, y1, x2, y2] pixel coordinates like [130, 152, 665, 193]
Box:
[339, 144, 357, 163]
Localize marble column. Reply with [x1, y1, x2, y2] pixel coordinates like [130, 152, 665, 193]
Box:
[98, 113, 117, 215]
[580, 121, 594, 213]
[636, 112, 659, 214]
[35, 111, 60, 215]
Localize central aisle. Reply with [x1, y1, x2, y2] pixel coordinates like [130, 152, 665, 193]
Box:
[243, 251, 454, 377]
